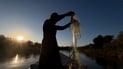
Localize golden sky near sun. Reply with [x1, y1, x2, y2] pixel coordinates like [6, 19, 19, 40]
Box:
[9, 31, 30, 41]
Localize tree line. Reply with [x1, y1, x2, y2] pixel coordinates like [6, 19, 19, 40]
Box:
[0, 34, 41, 58]
[78, 31, 123, 61]
[80, 31, 123, 50]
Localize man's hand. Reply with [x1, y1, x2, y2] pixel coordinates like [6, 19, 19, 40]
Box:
[66, 11, 75, 16]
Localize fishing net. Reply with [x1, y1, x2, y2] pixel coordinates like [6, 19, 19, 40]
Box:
[71, 15, 81, 38]
[70, 15, 82, 69]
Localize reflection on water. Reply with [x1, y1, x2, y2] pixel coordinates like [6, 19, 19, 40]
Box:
[8, 54, 25, 68]
[13, 54, 19, 63]
[79, 53, 103, 69]
[1, 52, 123, 69]
[0, 54, 39, 69]
[61, 51, 123, 69]
[79, 52, 123, 69]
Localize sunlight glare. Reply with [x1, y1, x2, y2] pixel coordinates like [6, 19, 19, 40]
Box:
[17, 36, 24, 41]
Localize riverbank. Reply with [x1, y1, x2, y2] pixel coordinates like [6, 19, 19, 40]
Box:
[78, 47, 123, 64]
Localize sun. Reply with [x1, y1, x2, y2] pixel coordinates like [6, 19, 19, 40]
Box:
[17, 36, 24, 41]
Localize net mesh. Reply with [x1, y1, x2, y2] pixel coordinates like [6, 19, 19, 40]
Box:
[71, 15, 81, 38]
[70, 15, 82, 69]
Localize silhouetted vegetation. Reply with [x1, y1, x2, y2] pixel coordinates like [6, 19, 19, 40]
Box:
[0, 34, 41, 58]
[93, 35, 104, 48]
[93, 35, 113, 48]
[78, 31, 123, 62]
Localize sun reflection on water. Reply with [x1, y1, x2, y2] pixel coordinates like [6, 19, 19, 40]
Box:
[13, 54, 18, 63]
[8, 54, 25, 68]
[0, 54, 39, 69]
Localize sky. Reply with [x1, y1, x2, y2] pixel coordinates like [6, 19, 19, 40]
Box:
[0, 0, 123, 46]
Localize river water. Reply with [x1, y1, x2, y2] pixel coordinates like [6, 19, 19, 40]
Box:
[61, 51, 123, 69]
[0, 54, 39, 69]
[0, 51, 123, 69]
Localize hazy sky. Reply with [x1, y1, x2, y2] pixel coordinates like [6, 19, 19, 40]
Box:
[0, 0, 123, 46]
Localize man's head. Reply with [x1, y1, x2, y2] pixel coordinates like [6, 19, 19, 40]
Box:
[50, 12, 59, 19]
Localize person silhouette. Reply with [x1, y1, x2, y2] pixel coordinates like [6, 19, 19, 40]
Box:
[39, 11, 75, 69]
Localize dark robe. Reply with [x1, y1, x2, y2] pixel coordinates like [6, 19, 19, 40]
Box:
[39, 14, 71, 69]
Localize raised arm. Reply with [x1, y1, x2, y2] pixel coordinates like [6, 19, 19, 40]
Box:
[56, 11, 75, 21]
[55, 23, 71, 30]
